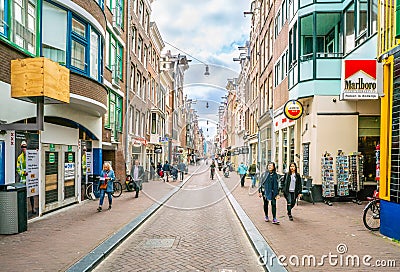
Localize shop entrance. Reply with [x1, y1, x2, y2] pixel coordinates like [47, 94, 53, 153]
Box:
[42, 144, 78, 212]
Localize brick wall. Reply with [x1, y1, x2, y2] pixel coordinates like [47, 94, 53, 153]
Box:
[71, 0, 106, 30]
[0, 42, 31, 84]
[70, 73, 108, 106]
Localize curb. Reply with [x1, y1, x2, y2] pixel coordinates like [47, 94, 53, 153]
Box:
[217, 172, 288, 272]
[66, 166, 200, 272]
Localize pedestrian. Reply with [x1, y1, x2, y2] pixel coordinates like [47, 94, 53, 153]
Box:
[163, 160, 171, 182]
[237, 162, 248, 187]
[282, 162, 302, 221]
[249, 160, 257, 188]
[130, 159, 145, 198]
[258, 162, 280, 224]
[97, 162, 115, 212]
[16, 141, 36, 215]
[177, 160, 186, 181]
[210, 159, 216, 179]
[150, 161, 155, 180]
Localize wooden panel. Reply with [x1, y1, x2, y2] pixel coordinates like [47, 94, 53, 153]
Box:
[11, 57, 70, 104]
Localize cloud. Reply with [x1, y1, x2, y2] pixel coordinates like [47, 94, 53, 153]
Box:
[151, 0, 250, 139]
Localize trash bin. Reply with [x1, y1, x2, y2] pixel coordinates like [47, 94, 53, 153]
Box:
[0, 183, 27, 234]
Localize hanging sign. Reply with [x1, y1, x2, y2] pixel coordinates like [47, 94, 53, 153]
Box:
[284, 100, 303, 120]
[340, 60, 378, 100]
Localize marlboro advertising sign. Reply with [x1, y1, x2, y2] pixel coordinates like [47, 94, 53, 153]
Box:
[340, 60, 378, 100]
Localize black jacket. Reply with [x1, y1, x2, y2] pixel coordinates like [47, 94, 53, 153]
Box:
[282, 172, 302, 197]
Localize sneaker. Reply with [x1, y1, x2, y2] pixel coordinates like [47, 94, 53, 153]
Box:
[272, 218, 280, 224]
[288, 215, 293, 221]
[264, 216, 269, 222]
[97, 207, 102, 212]
[108, 206, 112, 210]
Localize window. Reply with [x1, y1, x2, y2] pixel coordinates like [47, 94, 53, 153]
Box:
[139, 1, 144, 26]
[138, 35, 143, 62]
[316, 13, 342, 56]
[151, 113, 156, 134]
[268, 73, 273, 109]
[71, 17, 87, 72]
[135, 109, 140, 135]
[107, 30, 123, 81]
[131, 26, 136, 54]
[106, 90, 122, 138]
[12, 0, 37, 54]
[42, 2, 67, 64]
[357, 0, 367, 37]
[90, 30, 100, 80]
[144, 45, 148, 65]
[300, 14, 313, 58]
[345, 4, 355, 53]
[369, 0, 377, 34]
[129, 106, 134, 134]
[282, 0, 286, 24]
[107, 0, 124, 28]
[269, 22, 273, 57]
[136, 71, 141, 97]
[275, 60, 281, 86]
[0, 0, 6, 35]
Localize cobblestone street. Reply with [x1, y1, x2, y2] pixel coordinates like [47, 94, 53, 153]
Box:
[94, 165, 263, 272]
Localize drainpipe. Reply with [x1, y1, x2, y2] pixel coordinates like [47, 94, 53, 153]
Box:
[124, 0, 131, 174]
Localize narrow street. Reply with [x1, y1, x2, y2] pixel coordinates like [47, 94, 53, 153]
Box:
[94, 163, 263, 272]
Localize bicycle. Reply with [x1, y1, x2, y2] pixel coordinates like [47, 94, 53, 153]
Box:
[363, 190, 380, 231]
[85, 177, 122, 200]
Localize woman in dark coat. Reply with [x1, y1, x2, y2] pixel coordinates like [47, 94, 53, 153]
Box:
[258, 162, 280, 224]
[283, 162, 302, 221]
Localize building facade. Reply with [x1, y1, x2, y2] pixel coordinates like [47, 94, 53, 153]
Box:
[377, 0, 400, 240]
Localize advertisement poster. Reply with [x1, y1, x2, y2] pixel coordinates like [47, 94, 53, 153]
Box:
[26, 150, 39, 197]
[86, 151, 93, 175]
[64, 162, 75, 180]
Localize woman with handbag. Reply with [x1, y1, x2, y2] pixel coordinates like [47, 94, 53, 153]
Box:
[97, 162, 115, 212]
[282, 162, 302, 221]
[258, 162, 280, 224]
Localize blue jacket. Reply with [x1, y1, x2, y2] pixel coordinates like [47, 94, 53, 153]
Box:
[100, 169, 115, 193]
[237, 164, 248, 175]
[259, 171, 279, 200]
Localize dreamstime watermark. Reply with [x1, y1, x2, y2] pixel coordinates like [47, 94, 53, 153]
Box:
[258, 243, 397, 268]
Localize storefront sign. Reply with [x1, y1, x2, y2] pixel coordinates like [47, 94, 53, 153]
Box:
[50, 144, 55, 152]
[26, 150, 39, 197]
[68, 145, 72, 152]
[340, 60, 378, 100]
[86, 151, 93, 175]
[49, 153, 56, 164]
[67, 152, 73, 163]
[133, 140, 142, 147]
[154, 145, 162, 153]
[284, 100, 303, 120]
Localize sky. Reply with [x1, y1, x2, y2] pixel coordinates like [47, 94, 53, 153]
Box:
[151, 0, 251, 140]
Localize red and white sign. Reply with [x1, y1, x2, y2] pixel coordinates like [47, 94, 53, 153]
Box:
[341, 60, 378, 100]
[283, 100, 303, 120]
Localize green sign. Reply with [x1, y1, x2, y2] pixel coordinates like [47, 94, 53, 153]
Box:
[68, 145, 72, 152]
[49, 153, 55, 163]
[50, 144, 55, 152]
[68, 153, 73, 163]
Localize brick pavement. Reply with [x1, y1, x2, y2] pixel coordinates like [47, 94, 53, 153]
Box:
[222, 171, 400, 271]
[0, 177, 176, 272]
[94, 165, 263, 272]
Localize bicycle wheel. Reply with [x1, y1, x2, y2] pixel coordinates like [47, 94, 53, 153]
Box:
[363, 200, 380, 231]
[85, 183, 94, 200]
[112, 181, 123, 197]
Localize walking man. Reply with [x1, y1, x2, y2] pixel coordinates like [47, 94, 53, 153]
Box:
[237, 162, 248, 187]
[130, 160, 144, 198]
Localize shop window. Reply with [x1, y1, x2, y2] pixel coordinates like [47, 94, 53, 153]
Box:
[300, 14, 313, 60]
[282, 128, 288, 171]
[289, 126, 295, 164]
[316, 13, 342, 57]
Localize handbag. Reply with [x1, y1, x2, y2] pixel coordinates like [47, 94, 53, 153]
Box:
[99, 173, 108, 189]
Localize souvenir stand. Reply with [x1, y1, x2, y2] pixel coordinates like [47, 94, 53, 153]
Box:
[321, 152, 334, 205]
[348, 152, 364, 204]
[336, 151, 350, 197]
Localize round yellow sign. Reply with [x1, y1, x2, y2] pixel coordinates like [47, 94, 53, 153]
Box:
[284, 100, 303, 120]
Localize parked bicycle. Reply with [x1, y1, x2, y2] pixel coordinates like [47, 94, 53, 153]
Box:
[363, 190, 380, 231]
[85, 177, 122, 200]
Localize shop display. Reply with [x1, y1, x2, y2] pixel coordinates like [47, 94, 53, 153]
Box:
[336, 151, 350, 196]
[348, 152, 364, 192]
[321, 152, 335, 197]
